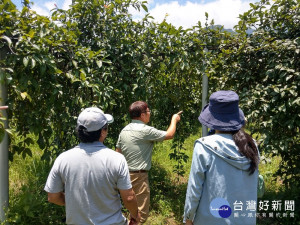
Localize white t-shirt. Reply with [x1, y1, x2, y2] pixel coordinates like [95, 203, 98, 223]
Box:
[44, 141, 132, 225]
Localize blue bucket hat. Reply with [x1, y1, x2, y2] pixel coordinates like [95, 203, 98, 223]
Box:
[198, 90, 245, 131]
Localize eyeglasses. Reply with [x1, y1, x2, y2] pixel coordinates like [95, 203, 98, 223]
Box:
[142, 110, 151, 113]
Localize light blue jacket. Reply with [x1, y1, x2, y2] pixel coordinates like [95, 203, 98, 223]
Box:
[183, 133, 258, 225]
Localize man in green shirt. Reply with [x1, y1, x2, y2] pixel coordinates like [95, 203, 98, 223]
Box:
[116, 101, 182, 223]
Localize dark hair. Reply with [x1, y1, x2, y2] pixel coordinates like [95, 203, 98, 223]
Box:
[129, 101, 148, 119]
[231, 129, 259, 175]
[76, 124, 108, 143]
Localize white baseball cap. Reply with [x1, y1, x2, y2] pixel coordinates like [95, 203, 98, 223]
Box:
[77, 107, 114, 132]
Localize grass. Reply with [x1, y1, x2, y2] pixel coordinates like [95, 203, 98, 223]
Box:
[4, 141, 65, 225]
[3, 130, 299, 225]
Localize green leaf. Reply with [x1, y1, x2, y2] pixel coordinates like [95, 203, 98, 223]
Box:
[20, 92, 32, 102]
[31, 58, 36, 69]
[72, 60, 78, 69]
[142, 4, 148, 12]
[96, 60, 102, 68]
[0, 128, 4, 143]
[80, 70, 86, 81]
[28, 29, 35, 38]
[5, 129, 13, 137]
[24, 137, 34, 146]
[0, 35, 12, 48]
[23, 57, 29, 67]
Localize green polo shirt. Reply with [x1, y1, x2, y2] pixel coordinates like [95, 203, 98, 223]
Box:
[116, 120, 167, 171]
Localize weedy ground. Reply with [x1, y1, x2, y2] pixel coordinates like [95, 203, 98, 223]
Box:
[5, 130, 296, 225]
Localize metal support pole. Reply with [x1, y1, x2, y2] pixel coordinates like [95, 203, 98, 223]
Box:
[0, 44, 9, 222]
[201, 47, 208, 137]
[201, 74, 208, 137]
[0, 81, 8, 222]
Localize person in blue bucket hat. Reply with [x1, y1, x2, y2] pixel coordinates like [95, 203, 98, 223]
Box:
[183, 90, 260, 225]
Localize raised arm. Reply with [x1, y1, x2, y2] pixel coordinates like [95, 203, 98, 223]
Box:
[164, 111, 182, 140]
[0, 106, 8, 110]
